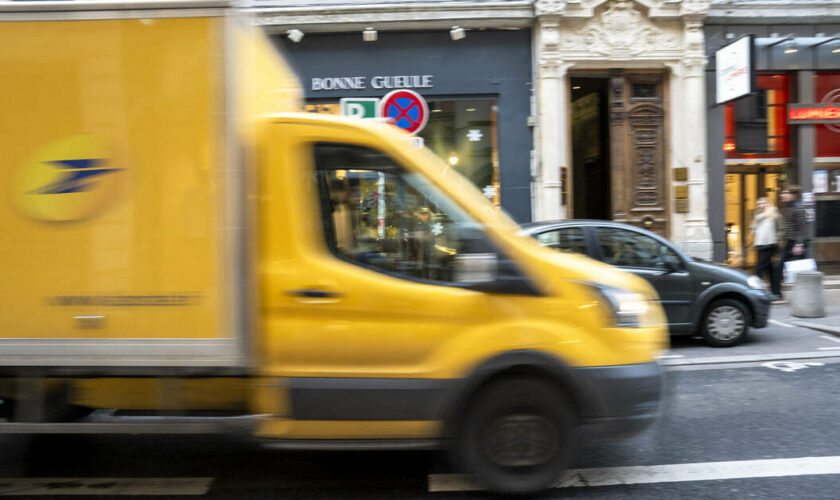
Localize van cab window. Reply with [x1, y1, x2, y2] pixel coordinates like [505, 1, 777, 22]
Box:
[314, 143, 494, 284]
[595, 227, 679, 270]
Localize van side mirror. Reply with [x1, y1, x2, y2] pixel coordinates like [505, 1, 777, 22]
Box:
[455, 253, 498, 284]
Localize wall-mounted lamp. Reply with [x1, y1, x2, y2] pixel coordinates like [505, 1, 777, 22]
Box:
[450, 26, 466, 41]
[363, 27, 378, 42]
[287, 29, 304, 43]
[783, 40, 799, 54]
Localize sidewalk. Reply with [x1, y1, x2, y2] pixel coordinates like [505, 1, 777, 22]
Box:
[773, 287, 840, 336]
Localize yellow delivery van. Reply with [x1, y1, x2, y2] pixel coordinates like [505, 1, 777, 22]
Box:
[0, 0, 667, 494]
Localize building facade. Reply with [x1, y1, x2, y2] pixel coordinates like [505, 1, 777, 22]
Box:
[251, 0, 746, 260]
[705, 0, 840, 265]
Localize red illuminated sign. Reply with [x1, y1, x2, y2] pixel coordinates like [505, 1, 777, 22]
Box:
[787, 103, 840, 124]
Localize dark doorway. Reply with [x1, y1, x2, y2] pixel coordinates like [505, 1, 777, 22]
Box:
[570, 77, 611, 220]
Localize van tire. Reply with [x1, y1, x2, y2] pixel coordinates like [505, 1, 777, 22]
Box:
[456, 376, 577, 495]
[701, 298, 750, 347]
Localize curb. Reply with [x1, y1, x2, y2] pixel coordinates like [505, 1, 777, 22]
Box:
[781, 281, 840, 291]
[790, 321, 840, 337]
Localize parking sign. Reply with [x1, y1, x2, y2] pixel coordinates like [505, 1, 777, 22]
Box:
[340, 98, 379, 119]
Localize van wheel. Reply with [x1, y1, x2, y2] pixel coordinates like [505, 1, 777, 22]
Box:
[702, 298, 750, 347]
[456, 376, 577, 495]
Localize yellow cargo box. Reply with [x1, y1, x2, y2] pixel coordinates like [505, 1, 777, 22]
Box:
[0, 1, 299, 367]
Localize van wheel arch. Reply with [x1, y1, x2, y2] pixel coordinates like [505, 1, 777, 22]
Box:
[441, 351, 584, 449]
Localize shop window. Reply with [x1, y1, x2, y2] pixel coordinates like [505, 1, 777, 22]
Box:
[815, 73, 840, 158]
[724, 74, 790, 158]
[304, 99, 500, 205]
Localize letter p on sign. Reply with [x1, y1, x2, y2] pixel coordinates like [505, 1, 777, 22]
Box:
[340, 98, 379, 119]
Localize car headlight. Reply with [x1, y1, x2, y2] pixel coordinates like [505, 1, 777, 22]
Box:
[586, 283, 652, 328]
[746, 275, 766, 291]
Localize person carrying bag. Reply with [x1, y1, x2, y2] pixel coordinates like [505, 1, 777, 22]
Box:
[751, 197, 783, 300]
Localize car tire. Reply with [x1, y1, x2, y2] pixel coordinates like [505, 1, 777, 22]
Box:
[701, 298, 750, 347]
[456, 376, 577, 496]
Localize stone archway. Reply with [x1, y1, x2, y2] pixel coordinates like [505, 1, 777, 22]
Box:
[534, 0, 712, 259]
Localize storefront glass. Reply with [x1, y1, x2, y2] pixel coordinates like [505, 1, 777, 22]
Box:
[304, 99, 500, 206]
[725, 170, 785, 268]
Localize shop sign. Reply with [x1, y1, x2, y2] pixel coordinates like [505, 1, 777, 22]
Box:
[311, 75, 434, 92]
[787, 103, 840, 124]
[380, 89, 429, 135]
[340, 98, 379, 119]
[716, 35, 755, 104]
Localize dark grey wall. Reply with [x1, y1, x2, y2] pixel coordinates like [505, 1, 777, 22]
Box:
[706, 68, 727, 263]
[276, 30, 534, 223]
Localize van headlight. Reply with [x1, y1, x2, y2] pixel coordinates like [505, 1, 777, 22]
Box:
[746, 275, 766, 291]
[587, 283, 652, 328]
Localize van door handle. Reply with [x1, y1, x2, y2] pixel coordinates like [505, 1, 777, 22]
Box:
[286, 289, 343, 299]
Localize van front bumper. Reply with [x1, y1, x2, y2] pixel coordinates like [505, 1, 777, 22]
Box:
[573, 361, 663, 441]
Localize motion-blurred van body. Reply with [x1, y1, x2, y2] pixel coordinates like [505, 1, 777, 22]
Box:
[0, 1, 667, 493]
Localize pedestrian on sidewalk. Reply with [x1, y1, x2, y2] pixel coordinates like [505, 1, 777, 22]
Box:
[778, 185, 809, 273]
[751, 197, 783, 299]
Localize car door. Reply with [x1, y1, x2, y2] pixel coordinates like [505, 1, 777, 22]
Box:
[592, 226, 694, 327]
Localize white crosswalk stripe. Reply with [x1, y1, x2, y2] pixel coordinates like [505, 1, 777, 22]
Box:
[429, 456, 840, 492]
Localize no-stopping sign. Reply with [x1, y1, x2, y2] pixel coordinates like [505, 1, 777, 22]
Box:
[379, 89, 429, 135]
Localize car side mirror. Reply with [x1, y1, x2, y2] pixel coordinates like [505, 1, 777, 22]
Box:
[454, 253, 498, 284]
[663, 256, 681, 274]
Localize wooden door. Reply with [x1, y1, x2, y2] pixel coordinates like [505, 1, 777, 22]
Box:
[608, 70, 668, 236]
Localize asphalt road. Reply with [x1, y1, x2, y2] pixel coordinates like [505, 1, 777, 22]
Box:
[1, 295, 839, 498]
[2, 359, 839, 498]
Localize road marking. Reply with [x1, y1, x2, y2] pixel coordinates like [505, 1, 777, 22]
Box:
[818, 347, 840, 351]
[822, 335, 840, 344]
[0, 478, 213, 496]
[769, 319, 794, 328]
[657, 355, 684, 359]
[660, 351, 840, 368]
[762, 361, 824, 372]
[428, 456, 840, 492]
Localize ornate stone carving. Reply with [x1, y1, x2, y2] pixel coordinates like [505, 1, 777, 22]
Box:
[681, 0, 711, 17]
[561, 0, 680, 58]
[681, 55, 707, 78]
[535, 0, 568, 17]
[684, 21, 705, 52]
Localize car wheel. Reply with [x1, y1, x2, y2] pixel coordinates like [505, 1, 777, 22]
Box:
[456, 376, 577, 495]
[702, 298, 750, 347]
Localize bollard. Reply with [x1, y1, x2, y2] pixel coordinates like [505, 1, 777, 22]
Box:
[791, 271, 825, 318]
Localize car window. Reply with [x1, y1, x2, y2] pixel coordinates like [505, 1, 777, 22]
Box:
[314, 143, 496, 284]
[535, 228, 587, 255]
[595, 227, 679, 270]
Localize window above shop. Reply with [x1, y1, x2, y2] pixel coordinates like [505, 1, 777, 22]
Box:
[724, 74, 790, 159]
[815, 72, 840, 160]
